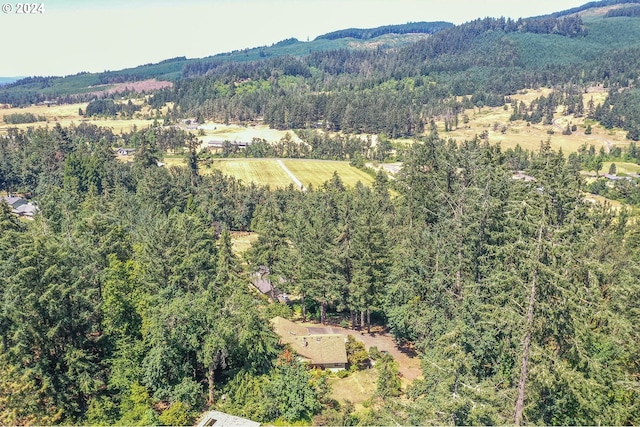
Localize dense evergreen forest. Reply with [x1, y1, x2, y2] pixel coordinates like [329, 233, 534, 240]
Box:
[2, 1, 640, 425]
[1, 123, 639, 425]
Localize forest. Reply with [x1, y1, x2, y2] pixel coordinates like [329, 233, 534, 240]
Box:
[1, 122, 639, 426]
[1, 1, 640, 425]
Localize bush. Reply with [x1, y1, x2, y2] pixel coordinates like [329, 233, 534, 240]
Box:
[264, 301, 293, 319]
[345, 335, 370, 370]
[336, 369, 350, 378]
[158, 402, 196, 426]
[369, 346, 382, 361]
[3, 112, 45, 124]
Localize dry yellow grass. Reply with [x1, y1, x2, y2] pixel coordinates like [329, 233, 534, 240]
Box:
[441, 87, 630, 154]
[328, 369, 378, 409]
[0, 101, 161, 134]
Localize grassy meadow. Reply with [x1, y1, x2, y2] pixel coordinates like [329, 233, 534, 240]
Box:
[197, 122, 303, 145]
[201, 158, 375, 189]
[443, 87, 631, 154]
[601, 161, 640, 175]
[0, 100, 171, 134]
[204, 158, 295, 188]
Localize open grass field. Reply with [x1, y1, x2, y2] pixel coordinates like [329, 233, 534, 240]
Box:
[229, 231, 259, 255]
[602, 161, 640, 175]
[206, 158, 295, 188]
[584, 193, 624, 210]
[0, 101, 164, 134]
[282, 159, 375, 188]
[198, 122, 303, 145]
[441, 87, 631, 154]
[192, 158, 375, 189]
[328, 369, 378, 410]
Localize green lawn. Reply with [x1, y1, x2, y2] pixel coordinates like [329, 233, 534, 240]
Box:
[602, 161, 640, 175]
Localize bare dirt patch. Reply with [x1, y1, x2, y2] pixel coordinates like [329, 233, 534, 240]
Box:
[87, 79, 173, 97]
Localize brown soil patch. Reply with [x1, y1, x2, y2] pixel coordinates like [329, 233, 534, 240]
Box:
[87, 79, 173, 97]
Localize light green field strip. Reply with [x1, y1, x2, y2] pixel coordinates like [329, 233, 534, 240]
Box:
[281, 159, 375, 188]
[277, 159, 305, 189]
[601, 161, 640, 175]
[210, 159, 295, 188]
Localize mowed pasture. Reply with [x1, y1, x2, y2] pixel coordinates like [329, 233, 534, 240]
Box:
[184, 158, 375, 189]
[601, 161, 640, 175]
[282, 159, 375, 188]
[204, 159, 295, 188]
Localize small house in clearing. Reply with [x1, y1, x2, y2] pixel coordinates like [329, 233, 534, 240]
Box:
[116, 147, 135, 156]
[1, 195, 38, 218]
[270, 317, 348, 371]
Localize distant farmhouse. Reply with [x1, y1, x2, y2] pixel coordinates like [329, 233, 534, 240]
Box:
[270, 316, 348, 371]
[206, 139, 253, 151]
[116, 147, 135, 156]
[1, 195, 38, 218]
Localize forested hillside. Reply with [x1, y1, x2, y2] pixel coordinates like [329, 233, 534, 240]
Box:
[1, 1, 640, 425]
[145, 12, 640, 140]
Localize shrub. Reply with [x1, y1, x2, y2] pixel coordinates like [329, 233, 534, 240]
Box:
[336, 369, 350, 379]
[158, 402, 196, 426]
[345, 335, 370, 370]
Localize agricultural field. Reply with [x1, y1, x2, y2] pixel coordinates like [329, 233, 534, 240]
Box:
[281, 159, 375, 188]
[204, 158, 295, 188]
[168, 157, 375, 189]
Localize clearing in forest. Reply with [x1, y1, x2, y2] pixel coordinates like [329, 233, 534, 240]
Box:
[281, 159, 375, 188]
[0, 101, 168, 134]
[201, 158, 295, 188]
[199, 158, 374, 189]
[442, 87, 630, 154]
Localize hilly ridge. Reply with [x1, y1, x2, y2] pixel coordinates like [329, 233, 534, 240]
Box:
[3, 0, 640, 140]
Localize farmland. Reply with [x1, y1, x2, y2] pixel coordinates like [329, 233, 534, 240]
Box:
[198, 158, 375, 189]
